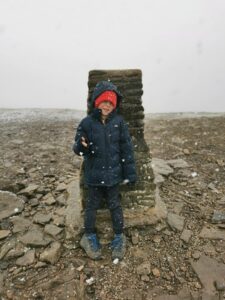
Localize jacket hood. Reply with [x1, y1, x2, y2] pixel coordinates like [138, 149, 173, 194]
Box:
[90, 80, 123, 109]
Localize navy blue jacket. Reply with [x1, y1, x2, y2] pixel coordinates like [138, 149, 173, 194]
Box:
[73, 81, 137, 187]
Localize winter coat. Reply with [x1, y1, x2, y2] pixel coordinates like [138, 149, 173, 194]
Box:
[73, 81, 137, 187]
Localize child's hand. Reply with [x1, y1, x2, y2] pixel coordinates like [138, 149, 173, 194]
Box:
[81, 137, 88, 148]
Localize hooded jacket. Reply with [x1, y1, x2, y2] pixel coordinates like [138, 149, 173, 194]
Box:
[73, 81, 137, 187]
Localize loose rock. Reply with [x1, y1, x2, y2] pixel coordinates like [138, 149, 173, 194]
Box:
[11, 216, 32, 233]
[167, 213, 185, 232]
[33, 213, 52, 225]
[199, 226, 225, 240]
[0, 230, 11, 240]
[0, 191, 24, 220]
[16, 250, 35, 266]
[211, 210, 225, 224]
[180, 229, 192, 243]
[40, 242, 61, 264]
[19, 229, 51, 247]
[44, 224, 63, 237]
[136, 262, 151, 275]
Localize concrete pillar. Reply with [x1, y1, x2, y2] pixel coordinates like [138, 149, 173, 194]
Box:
[77, 69, 166, 230]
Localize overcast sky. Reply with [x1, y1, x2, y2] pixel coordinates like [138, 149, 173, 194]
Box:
[0, 0, 225, 113]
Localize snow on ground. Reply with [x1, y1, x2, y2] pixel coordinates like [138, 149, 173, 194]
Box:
[0, 109, 86, 123]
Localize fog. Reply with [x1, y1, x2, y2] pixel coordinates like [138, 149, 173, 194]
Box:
[0, 0, 225, 113]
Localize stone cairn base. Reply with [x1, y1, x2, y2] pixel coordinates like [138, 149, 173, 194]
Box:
[79, 69, 166, 230]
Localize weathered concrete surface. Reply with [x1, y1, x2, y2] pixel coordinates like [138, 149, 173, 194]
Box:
[96, 187, 167, 229]
[85, 69, 156, 209]
[65, 178, 167, 235]
[63, 177, 167, 235]
[65, 178, 83, 238]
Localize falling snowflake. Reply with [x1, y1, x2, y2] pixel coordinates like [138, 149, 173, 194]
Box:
[86, 277, 94, 285]
[79, 152, 83, 156]
[113, 258, 119, 264]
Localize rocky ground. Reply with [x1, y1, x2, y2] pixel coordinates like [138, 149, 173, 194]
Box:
[0, 109, 225, 300]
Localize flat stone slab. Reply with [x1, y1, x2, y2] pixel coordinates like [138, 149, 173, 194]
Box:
[0, 191, 24, 220]
[180, 229, 192, 243]
[33, 213, 52, 225]
[16, 250, 35, 266]
[154, 174, 165, 184]
[191, 255, 225, 294]
[6, 249, 24, 259]
[56, 183, 67, 192]
[218, 196, 225, 206]
[0, 230, 11, 240]
[199, 226, 225, 240]
[167, 213, 185, 232]
[39, 241, 61, 264]
[65, 179, 83, 238]
[11, 216, 32, 233]
[19, 229, 51, 247]
[151, 158, 174, 176]
[154, 295, 180, 300]
[18, 184, 39, 196]
[212, 210, 225, 224]
[42, 193, 56, 205]
[0, 240, 16, 259]
[44, 224, 63, 237]
[167, 159, 189, 169]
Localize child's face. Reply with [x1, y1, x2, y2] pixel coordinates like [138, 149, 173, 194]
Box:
[98, 101, 114, 117]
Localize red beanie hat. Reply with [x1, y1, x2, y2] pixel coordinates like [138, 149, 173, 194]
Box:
[94, 91, 117, 109]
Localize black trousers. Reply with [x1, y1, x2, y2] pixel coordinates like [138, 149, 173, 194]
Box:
[84, 185, 124, 234]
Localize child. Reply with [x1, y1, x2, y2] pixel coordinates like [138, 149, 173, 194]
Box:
[73, 80, 137, 260]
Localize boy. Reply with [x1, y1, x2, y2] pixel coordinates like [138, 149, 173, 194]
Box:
[73, 80, 137, 260]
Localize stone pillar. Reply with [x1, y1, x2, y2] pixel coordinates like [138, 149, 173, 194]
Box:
[75, 69, 167, 231]
[80, 69, 156, 210]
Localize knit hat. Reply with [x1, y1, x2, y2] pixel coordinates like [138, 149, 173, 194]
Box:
[94, 91, 117, 109]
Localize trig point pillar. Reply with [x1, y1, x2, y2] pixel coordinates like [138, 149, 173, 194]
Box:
[79, 69, 166, 229]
